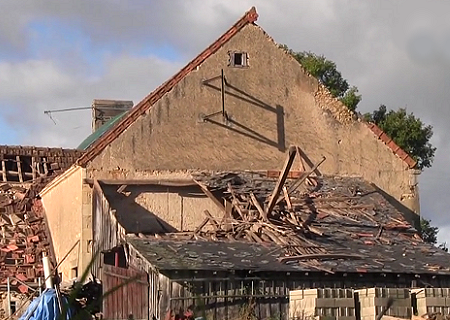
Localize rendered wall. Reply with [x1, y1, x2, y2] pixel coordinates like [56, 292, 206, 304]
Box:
[41, 167, 91, 280]
[105, 184, 223, 232]
[87, 23, 415, 208]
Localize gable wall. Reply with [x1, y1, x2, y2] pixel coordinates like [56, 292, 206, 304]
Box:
[88, 24, 414, 205]
[41, 166, 93, 281]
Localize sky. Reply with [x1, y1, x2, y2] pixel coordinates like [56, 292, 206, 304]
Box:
[1, 1, 449, 243]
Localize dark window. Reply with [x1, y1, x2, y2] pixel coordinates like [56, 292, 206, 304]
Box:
[234, 52, 243, 65]
[229, 51, 248, 67]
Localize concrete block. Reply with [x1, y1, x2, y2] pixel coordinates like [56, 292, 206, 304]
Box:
[357, 288, 411, 320]
[290, 288, 355, 320]
[413, 288, 450, 317]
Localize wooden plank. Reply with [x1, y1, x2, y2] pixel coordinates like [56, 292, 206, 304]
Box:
[43, 158, 48, 175]
[223, 200, 233, 230]
[195, 182, 226, 213]
[31, 157, 37, 181]
[278, 253, 363, 263]
[84, 178, 196, 187]
[295, 146, 315, 186]
[265, 146, 297, 216]
[282, 186, 292, 210]
[285, 156, 326, 196]
[1, 161, 6, 182]
[16, 156, 23, 183]
[250, 192, 266, 221]
[204, 210, 220, 230]
[194, 217, 209, 234]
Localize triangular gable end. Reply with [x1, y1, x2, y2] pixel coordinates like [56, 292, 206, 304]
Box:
[77, 6, 259, 166]
[76, 6, 416, 170]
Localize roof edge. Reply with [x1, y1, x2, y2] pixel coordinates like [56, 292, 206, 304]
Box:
[366, 122, 417, 168]
[279, 50, 417, 170]
[76, 6, 258, 167]
[39, 164, 81, 197]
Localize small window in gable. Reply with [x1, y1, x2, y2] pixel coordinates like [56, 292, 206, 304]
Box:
[229, 51, 248, 68]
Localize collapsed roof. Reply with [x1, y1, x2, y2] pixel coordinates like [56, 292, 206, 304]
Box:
[126, 171, 449, 275]
[96, 146, 449, 275]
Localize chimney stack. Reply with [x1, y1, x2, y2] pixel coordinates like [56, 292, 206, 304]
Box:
[91, 99, 133, 132]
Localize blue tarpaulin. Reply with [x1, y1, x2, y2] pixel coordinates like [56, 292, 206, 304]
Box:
[19, 289, 73, 320]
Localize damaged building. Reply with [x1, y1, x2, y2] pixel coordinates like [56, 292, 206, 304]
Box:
[28, 6, 450, 320]
[0, 145, 83, 317]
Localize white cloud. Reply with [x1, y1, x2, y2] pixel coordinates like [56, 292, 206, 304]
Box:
[0, 55, 181, 148]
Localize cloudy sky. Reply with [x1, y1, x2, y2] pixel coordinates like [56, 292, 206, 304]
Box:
[1, 1, 449, 242]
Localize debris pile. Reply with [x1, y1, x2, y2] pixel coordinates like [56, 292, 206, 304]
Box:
[0, 182, 53, 293]
[147, 161, 441, 274]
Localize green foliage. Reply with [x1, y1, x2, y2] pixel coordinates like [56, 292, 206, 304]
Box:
[420, 218, 438, 244]
[281, 45, 361, 111]
[364, 105, 436, 169]
[339, 86, 362, 112]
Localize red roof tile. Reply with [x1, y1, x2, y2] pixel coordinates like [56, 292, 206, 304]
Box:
[366, 123, 417, 168]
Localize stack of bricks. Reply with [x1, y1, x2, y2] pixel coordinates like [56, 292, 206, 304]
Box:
[0, 182, 54, 294]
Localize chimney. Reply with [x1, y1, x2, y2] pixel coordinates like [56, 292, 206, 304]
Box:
[91, 100, 133, 132]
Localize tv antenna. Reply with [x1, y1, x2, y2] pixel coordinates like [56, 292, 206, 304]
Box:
[43, 106, 91, 125]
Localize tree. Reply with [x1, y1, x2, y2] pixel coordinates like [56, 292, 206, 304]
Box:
[419, 218, 448, 251]
[281, 46, 362, 111]
[364, 105, 436, 169]
[420, 217, 438, 244]
[283, 46, 435, 169]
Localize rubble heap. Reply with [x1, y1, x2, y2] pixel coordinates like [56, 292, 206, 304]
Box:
[0, 182, 53, 293]
[146, 168, 441, 274]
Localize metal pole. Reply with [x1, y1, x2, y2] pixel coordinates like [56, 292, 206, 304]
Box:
[7, 277, 11, 317]
[38, 277, 42, 295]
[221, 69, 225, 118]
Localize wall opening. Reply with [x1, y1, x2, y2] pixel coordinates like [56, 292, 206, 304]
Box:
[71, 267, 78, 279]
[104, 246, 127, 268]
[229, 51, 248, 67]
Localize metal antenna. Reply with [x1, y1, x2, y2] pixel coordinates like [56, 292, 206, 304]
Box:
[43, 106, 92, 125]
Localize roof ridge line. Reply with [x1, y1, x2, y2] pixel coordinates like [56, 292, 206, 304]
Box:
[77, 6, 258, 166]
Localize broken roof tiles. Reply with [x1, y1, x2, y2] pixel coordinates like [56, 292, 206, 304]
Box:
[0, 182, 54, 290]
[127, 172, 450, 275]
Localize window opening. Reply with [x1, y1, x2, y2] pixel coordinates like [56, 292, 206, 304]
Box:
[229, 51, 248, 67]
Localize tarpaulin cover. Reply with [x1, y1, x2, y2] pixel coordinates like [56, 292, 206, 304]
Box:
[19, 289, 73, 320]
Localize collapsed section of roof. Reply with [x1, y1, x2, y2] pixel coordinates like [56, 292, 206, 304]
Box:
[125, 169, 447, 275]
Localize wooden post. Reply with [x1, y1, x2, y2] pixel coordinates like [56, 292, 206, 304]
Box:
[43, 158, 48, 175]
[31, 157, 37, 181]
[16, 156, 23, 183]
[1, 160, 6, 182]
[265, 146, 297, 216]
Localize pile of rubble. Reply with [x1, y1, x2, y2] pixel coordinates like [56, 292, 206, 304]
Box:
[0, 182, 53, 294]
